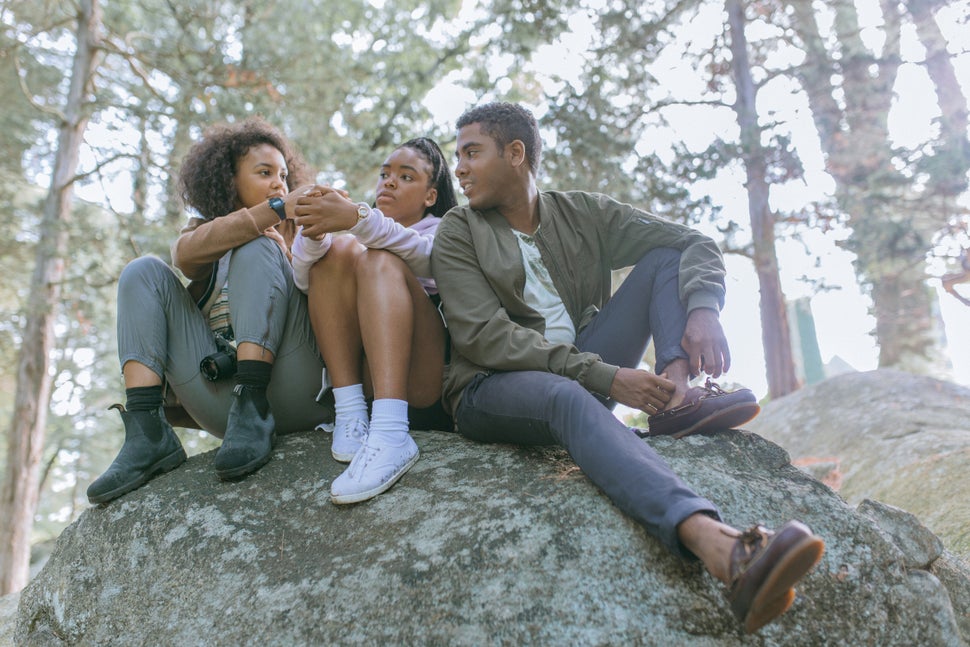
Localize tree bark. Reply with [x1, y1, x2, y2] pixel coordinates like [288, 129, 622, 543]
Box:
[0, 0, 102, 595]
[726, 0, 800, 398]
[784, 0, 954, 374]
[907, 0, 970, 184]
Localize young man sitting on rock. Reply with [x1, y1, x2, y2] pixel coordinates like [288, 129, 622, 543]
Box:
[430, 101, 825, 633]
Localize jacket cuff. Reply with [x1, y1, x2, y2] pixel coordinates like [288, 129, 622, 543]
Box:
[686, 290, 721, 314]
[251, 201, 286, 229]
[584, 360, 619, 398]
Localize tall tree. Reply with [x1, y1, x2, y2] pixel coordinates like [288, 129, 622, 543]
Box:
[527, 0, 806, 392]
[0, 0, 103, 594]
[1, 0, 522, 576]
[783, 0, 969, 373]
[725, 0, 799, 397]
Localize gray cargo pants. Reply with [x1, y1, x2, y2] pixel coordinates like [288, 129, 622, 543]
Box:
[116, 236, 329, 437]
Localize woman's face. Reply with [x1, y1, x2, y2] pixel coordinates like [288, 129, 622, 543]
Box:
[375, 146, 437, 228]
[234, 143, 288, 210]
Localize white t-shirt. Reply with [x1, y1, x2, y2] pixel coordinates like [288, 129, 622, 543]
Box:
[513, 229, 576, 345]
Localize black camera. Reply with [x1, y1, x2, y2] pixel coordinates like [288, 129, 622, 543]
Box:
[200, 336, 237, 382]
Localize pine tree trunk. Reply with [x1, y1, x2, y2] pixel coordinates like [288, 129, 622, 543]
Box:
[726, 0, 799, 398]
[0, 0, 101, 595]
[783, 0, 957, 374]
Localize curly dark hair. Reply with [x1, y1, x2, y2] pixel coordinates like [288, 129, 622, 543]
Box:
[178, 117, 310, 221]
[398, 136, 458, 218]
[456, 102, 542, 176]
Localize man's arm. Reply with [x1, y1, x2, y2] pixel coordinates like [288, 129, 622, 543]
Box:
[583, 193, 726, 313]
[431, 213, 617, 396]
[593, 193, 731, 378]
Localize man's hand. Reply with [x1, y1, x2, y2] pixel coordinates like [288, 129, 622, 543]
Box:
[681, 307, 730, 378]
[609, 368, 676, 414]
[292, 185, 358, 239]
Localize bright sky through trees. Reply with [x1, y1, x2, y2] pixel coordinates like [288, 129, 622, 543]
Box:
[66, 0, 970, 400]
[420, 0, 970, 399]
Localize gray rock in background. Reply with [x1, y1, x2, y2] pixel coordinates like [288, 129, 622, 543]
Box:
[747, 368, 970, 561]
[13, 428, 970, 646]
[0, 593, 18, 646]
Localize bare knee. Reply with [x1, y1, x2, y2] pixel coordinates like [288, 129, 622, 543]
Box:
[355, 248, 407, 283]
[309, 235, 365, 287]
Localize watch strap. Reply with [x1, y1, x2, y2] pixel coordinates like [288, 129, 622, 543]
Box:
[268, 197, 287, 221]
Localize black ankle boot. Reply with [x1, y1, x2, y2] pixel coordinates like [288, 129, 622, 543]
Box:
[213, 384, 275, 480]
[87, 405, 186, 504]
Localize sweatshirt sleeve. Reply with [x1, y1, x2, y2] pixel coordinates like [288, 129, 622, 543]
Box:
[290, 230, 334, 293]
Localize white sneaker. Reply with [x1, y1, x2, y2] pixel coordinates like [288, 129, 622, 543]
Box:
[330, 434, 419, 505]
[331, 417, 368, 462]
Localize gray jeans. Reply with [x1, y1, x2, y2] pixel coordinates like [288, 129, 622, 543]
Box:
[117, 237, 329, 437]
[454, 248, 719, 557]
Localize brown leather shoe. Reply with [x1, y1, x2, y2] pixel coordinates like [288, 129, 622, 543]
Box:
[727, 520, 825, 633]
[642, 379, 760, 438]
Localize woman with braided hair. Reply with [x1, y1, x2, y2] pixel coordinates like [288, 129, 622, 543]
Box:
[291, 137, 457, 504]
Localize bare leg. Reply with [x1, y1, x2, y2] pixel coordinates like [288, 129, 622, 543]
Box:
[307, 235, 367, 388]
[660, 357, 692, 410]
[356, 249, 445, 407]
[122, 360, 163, 388]
[236, 342, 275, 363]
[677, 512, 738, 583]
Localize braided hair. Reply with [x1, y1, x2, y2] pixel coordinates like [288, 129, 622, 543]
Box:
[398, 137, 458, 219]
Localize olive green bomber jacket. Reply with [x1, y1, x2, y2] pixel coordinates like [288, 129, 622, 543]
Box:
[430, 190, 726, 417]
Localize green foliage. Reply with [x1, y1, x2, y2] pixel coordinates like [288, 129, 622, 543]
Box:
[2, 0, 552, 542]
[5, 0, 968, 551]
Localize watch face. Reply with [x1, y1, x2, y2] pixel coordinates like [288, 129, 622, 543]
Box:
[269, 197, 286, 220]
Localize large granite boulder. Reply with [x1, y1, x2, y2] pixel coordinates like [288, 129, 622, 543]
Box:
[747, 368, 970, 561]
[13, 427, 970, 645]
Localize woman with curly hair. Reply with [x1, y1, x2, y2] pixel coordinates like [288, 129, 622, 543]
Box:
[87, 117, 328, 504]
[290, 137, 457, 504]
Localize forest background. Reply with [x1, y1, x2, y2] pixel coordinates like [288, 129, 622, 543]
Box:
[0, 0, 968, 594]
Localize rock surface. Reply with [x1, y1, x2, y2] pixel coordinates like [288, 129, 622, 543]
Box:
[747, 368, 970, 561]
[14, 426, 970, 646]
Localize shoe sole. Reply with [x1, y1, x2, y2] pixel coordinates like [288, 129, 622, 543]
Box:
[88, 448, 187, 505]
[215, 435, 276, 481]
[331, 447, 358, 463]
[330, 450, 420, 505]
[668, 402, 762, 439]
[743, 534, 825, 633]
[745, 588, 797, 634]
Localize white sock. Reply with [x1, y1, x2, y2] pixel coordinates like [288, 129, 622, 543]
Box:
[368, 398, 410, 445]
[333, 384, 368, 427]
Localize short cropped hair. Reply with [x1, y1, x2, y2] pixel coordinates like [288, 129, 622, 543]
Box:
[456, 102, 541, 176]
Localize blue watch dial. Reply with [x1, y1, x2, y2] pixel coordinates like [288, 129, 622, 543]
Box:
[269, 197, 286, 221]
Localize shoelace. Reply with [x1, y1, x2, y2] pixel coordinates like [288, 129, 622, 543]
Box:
[698, 378, 728, 399]
[347, 441, 380, 480]
[730, 525, 772, 578]
[337, 418, 368, 441]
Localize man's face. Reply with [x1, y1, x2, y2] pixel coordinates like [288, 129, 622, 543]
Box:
[454, 122, 512, 211]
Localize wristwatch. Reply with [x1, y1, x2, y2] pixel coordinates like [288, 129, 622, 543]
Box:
[268, 197, 287, 221]
[355, 202, 370, 224]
